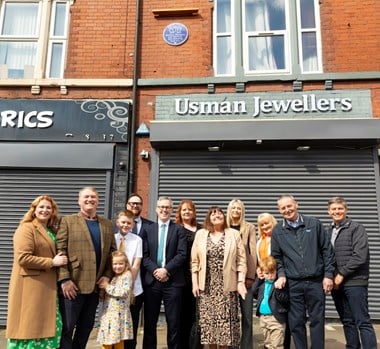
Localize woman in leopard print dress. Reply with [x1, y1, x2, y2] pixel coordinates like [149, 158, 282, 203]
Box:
[191, 206, 247, 349]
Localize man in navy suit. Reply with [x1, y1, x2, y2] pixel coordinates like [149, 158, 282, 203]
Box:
[124, 193, 153, 349]
[141, 196, 187, 349]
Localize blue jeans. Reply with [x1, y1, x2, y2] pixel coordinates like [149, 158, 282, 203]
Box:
[332, 285, 377, 349]
[287, 278, 325, 349]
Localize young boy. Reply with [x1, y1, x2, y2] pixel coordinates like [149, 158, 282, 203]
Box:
[253, 256, 289, 349]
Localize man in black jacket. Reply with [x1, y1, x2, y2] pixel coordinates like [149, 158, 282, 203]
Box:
[271, 194, 335, 349]
[327, 196, 377, 349]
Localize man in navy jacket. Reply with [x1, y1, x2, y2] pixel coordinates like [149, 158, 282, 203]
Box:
[271, 194, 335, 349]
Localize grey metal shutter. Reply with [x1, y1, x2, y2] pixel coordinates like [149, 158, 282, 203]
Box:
[0, 169, 110, 326]
[157, 147, 380, 319]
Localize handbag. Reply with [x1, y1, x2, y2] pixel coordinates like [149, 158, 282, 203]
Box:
[189, 298, 202, 349]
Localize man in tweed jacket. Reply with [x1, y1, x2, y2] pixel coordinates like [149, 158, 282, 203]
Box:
[57, 187, 117, 349]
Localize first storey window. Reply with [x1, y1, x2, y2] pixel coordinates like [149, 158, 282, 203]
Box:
[214, 0, 322, 76]
[0, 0, 70, 79]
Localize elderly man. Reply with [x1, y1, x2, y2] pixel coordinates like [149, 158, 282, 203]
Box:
[57, 186, 116, 349]
[271, 194, 335, 349]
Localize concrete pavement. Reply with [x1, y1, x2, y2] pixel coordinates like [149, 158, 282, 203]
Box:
[2, 318, 380, 349]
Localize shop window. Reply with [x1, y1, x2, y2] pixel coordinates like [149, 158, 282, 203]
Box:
[214, 0, 322, 76]
[0, 0, 70, 79]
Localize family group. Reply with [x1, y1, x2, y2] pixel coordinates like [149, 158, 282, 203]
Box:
[5, 187, 377, 349]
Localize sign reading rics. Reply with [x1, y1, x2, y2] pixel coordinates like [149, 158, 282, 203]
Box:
[0, 99, 131, 142]
[163, 23, 189, 46]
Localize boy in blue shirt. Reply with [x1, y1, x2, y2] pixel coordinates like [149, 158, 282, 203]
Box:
[253, 256, 289, 349]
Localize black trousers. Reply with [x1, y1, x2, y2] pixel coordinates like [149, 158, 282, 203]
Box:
[179, 284, 196, 349]
[59, 292, 99, 349]
[142, 281, 182, 349]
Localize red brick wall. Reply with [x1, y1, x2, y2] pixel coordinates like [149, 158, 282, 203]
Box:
[58, 0, 380, 78]
[139, 1, 213, 78]
[320, 0, 380, 72]
[136, 0, 380, 77]
[61, 0, 380, 78]
[64, 0, 136, 78]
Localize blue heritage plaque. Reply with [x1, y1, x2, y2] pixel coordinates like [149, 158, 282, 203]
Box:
[163, 23, 189, 46]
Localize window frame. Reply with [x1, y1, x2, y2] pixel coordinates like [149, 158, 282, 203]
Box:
[296, 0, 323, 73]
[242, 0, 291, 75]
[213, 0, 323, 77]
[213, 0, 236, 76]
[0, 0, 70, 79]
[45, 0, 70, 78]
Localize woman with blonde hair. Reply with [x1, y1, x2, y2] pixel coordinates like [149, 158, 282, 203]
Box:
[226, 199, 257, 349]
[256, 212, 278, 264]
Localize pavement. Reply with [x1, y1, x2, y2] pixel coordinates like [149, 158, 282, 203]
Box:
[1, 318, 380, 349]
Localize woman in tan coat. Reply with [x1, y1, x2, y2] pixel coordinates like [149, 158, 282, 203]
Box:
[226, 198, 257, 349]
[191, 206, 247, 349]
[6, 195, 67, 349]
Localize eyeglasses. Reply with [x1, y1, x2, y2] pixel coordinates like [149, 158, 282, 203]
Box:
[157, 205, 172, 210]
[128, 202, 142, 206]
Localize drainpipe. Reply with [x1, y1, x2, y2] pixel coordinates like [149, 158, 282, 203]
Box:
[127, 0, 142, 198]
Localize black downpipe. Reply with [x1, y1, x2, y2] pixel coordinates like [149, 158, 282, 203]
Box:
[127, 0, 142, 198]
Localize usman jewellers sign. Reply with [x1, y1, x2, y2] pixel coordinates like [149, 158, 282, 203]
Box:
[155, 90, 372, 120]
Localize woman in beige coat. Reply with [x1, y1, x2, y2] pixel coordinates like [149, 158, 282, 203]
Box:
[226, 198, 257, 349]
[6, 195, 67, 349]
[191, 206, 247, 349]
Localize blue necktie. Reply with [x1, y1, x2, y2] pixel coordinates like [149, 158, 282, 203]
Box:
[157, 224, 166, 267]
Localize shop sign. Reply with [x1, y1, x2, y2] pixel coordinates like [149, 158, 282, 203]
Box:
[0, 99, 130, 142]
[155, 90, 372, 120]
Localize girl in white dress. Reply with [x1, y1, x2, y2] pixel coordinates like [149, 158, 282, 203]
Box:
[97, 251, 133, 349]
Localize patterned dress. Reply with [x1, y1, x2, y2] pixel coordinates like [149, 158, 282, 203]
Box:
[198, 234, 240, 346]
[97, 271, 133, 345]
